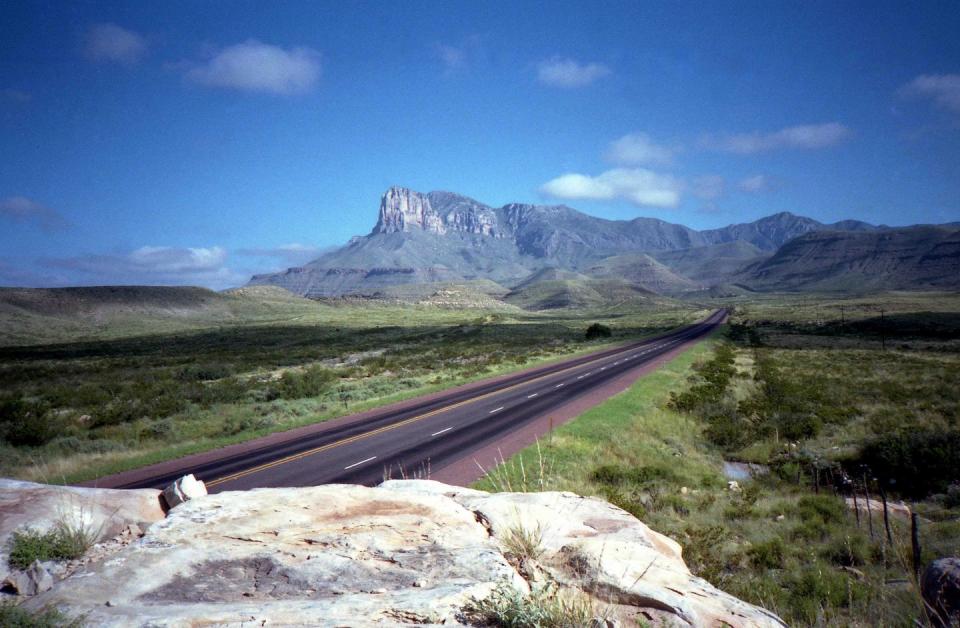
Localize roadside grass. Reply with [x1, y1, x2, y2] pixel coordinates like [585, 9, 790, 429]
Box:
[0, 303, 705, 483]
[474, 302, 960, 626]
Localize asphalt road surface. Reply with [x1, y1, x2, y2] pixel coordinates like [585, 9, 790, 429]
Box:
[112, 309, 725, 492]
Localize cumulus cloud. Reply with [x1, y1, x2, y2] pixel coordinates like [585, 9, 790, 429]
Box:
[540, 168, 681, 208]
[84, 23, 147, 65]
[899, 74, 960, 114]
[702, 122, 851, 154]
[1, 89, 31, 103]
[604, 133, 677, 166]
[185, 40, 322, 95]
[237, 243, 330, 267]
[739, 174, 771, 193]
[692, 175, 725, 200]
[537, 57, 611, 88]
[42, 246, 243, 289]
[0, 196, 70, 232]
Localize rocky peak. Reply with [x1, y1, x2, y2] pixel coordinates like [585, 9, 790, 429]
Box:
[372, 187, 505, 238]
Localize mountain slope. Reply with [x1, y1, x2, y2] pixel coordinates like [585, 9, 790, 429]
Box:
[249, 186, 949, 297]
[584, 253, 702, 294]
[650, 241, 770, 285]
[741, 226, 960, 291]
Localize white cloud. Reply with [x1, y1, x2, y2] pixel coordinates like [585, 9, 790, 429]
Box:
[85, 23, 147, 65]
[186, 40, 321, 95]
[237, 243, 329, 267]
[899, 74, 960, 114]
[604, 133, 677, 166]
[702, 122, 851, 154]
[540, 168, 681, 208]
[537, 57, 611, 88]
[436, 44, 466, 71]
[42, 246, 243, 289]
[0, 196, 70, 231]
[433, 36, 484, 76]
[739, 174, 771, 193]
[692, 175, 725, 200]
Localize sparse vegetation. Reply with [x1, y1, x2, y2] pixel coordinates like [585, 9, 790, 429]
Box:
[475, 293, 960, 626]
[463, 582, 598, 628]
[584, 323, 611, 340]
[0, 298, 703, 482]
[8, 521, 97, 570]
[0, 603, 84, 628]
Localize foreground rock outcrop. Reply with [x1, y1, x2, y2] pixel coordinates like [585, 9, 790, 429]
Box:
[5, 479, 785, 627]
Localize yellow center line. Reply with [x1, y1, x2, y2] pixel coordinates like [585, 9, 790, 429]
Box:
[206, 323, 707, 488]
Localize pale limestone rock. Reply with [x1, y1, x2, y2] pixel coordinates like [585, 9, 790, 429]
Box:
[24, 483, 525, 626]
[2, 560, 53, 596]
[381, 480, 786, 627]
[161, 473, 207, 509]
[17, 479, 785, 627]
[0, 478, 164, 585]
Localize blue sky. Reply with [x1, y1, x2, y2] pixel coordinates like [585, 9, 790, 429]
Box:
[1, 0, 959, 288]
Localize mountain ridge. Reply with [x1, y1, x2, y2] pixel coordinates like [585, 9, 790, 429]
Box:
[249, 186, 958, 300]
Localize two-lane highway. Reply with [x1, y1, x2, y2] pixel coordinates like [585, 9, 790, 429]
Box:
[107, 309, 725, 491]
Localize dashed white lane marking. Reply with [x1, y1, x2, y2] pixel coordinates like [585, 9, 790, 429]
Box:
[344, 456, 376, 470]
[431, 427, 452, 437]
[599, 367, 606, 371]
[490, 407, 504, 414]
[585, 372, 592, 376]
[527, 393, 539, 398]
[576, 375, 585, 380]
[555, 383, 565, 388]
[614, 361, 620, 365]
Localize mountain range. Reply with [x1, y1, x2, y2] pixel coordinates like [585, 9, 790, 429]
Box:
[249, 187, 959, 304]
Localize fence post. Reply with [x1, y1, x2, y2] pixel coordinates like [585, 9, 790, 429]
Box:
[863, 475, 875, 540]
[852, 490, 861, 528]
[911, 512, 922, 580]
[879, 486, 893, 544]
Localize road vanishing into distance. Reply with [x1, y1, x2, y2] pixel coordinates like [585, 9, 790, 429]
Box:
[105, 309, 725, 492]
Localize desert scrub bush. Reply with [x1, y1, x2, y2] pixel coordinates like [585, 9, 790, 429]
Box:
[590, 463, 679, 487]
[271, 365, 336, 400]
[857, 428, 960, 498]
[7, 522, 96, 570]
[0, 396, 60, 447]
[748, 537, 786, 569]
[785, 565, 867, 625]
[463, 582, 597, 628]
[501, 523, 545, 564]
[584, 323, 612, 340]
[667, 343, 736, 415]
[0, 603, 84, 628]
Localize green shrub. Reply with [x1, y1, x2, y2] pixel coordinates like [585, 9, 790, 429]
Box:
[821, 533, 869, 567]
[463, 582, 595, 628]
[748, 537, 786, 569]
[0, 397, 59, 447]
[584, 323, 612, 340]
[857, 429, 960, 498]
[7, 523, 96, 570]
[785, 565, 866, 624]
[796, 495, 846, 526]
[590, 463, 678, 487]
[272, 365, 336, 400]
[0, 603, 83, 628]
[175, 363, 234, 382]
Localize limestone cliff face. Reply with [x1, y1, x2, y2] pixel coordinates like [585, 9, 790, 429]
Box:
[6, 478, 787, 627]
[372, 187, 504, 238]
